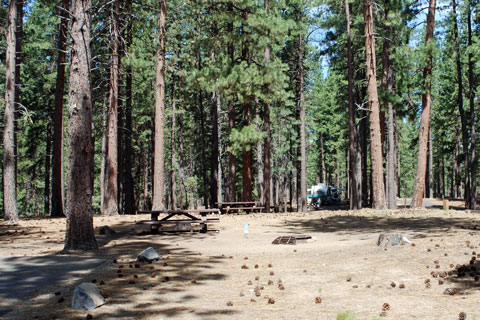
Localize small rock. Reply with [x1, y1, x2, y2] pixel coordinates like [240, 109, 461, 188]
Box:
[54, 291, 61, 296]
[377, 233, 411, 248]
[72, 283, 105, 310]
[137, 247, 161, 263]
[58, 297, 65, 303]
[346, 277, 352, 282]
[86, 314, 93, 320]
[270, 271, 274, 276]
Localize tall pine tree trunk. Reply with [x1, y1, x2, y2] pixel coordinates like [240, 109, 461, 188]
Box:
[210, 48, 219, 207]
[346, 0, 361, 209]
[411, 0, 436, 208]
[227, 3, 236, 203]
[467, 0, 477, 209]
[64, 0, 97, 250]
[123, 0, 135, 214]
[452, 0, 470, 207]
[3, 0, 18, 222]
[380, 10, 397, 209]
[152, 0, 166, 210]
[51, 0, 68, 217]
[104, 0, 120, 216]
[170, 75, 177, 210]
[364, 0, 386, 209]
[297, 31, 307, 212]
[263, 0, 271, 212]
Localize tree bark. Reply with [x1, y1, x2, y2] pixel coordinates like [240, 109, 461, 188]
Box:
[64, 0, 97, 250]
[411, 0, 436, 208]
[452, 0, 470, 207]
[455, 130, 462, 198]
[210, 49, 219, 207]
[467, 0, 477, 209]
[44, 122, 52, 215]
[3, 0, 18, 222]
[380, 9, 397, 209]
[123, 0, 135, 215]
[263, 0, 271, 212]
[152, 0, 166, 210]
[170, 75, 177, 210]
[345, 0, 361, 209]
[104, 0, 120, 216]
[364, 0, 386, 209]
[51, 0, 69, 217]
[297, 30, 307, 212]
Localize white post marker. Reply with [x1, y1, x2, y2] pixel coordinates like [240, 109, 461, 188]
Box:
[244, 223, 249, 238]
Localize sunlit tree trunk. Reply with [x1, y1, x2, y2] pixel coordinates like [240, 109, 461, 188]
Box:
[64, 0, 97, 250]
[152, 0, 166, 210]
[411, 0, 436, 208]
[364, 0, 386, 209]
[3, 0, 19, 222]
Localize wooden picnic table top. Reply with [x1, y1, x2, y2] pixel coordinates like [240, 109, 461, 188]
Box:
[138, 209, 220, 214]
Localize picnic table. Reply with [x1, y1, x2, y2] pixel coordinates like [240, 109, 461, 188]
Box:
[136, 209, 220, 233]
[215, 201, 264, 214]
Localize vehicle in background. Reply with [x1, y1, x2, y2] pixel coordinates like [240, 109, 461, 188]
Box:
[307, 183, 345, 210]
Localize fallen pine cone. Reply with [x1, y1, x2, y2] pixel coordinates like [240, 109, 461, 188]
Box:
[268, 298, 275, 304]
[315, 297, 322, 304]
[241, 265, 248, 269]
[382, 303, 390, 311]
[226, 301, 233, 306]
[444, 288, 456, 295]
[459, 312, 467, 320]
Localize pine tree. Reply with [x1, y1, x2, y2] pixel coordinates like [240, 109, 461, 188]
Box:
[3, 0, 19, 222]
[64, 0, 97, 250]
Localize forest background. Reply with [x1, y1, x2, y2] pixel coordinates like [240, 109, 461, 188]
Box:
[0, 0, 478, 221]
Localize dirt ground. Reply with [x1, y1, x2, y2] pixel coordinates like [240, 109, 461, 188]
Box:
[1, 199, 480, 320]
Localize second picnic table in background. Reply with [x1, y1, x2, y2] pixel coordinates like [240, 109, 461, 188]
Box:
[215, 202, 265, 214]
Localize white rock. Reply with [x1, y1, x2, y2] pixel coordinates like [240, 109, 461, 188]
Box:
[137, 247, 162, 262]
[72, 282, 105, 310]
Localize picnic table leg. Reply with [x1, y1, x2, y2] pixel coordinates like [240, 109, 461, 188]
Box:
[150, 213, 159, 234]
[200, 213, 207, 233]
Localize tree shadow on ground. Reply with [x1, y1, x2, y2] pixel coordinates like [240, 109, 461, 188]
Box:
[0, 219, 236, 319]
[270, 213, 480, 237]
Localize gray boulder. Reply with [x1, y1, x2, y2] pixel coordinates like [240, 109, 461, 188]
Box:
[137, 247, 162, 263]
[377, 233, 411, 248]
[72, 282, 105, 310]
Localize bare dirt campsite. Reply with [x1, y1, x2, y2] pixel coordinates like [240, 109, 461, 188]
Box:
[1, 202, 480, 320]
